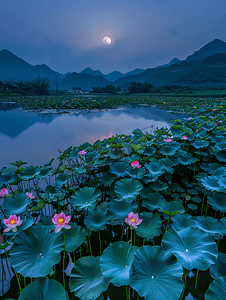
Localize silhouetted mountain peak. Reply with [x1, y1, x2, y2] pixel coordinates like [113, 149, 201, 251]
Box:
[185, 39, 226, 61]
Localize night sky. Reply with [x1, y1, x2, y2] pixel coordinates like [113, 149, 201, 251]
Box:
[1, 0, 226, 74]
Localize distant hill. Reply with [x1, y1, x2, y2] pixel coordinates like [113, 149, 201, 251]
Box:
[1, 38, 226, 90]
[145, 53, 226, 86]
[156, 58, 180, 68]
[60, 72, 110, 90]
[124, 68, 145, 77]
[80, 67, 123, 81]
[185, 39, 226, 61]
[0, 49, 62, 85]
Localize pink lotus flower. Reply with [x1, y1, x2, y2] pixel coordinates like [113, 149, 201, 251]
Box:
[0, 188, 8, 197]
[188, 117, 192, 120]
[213, 109, 216, 111]
[210, 117, 214, 119]
[78, 150, 87, 155]
[219, 120, 222, 123]
[106, 145, 110, 148]
[58, 148, 61, 152]
[164, 137, 173, 143]
[26, 192, 35, 199]
[3, 215, 23, 233]
[181, 136, 188, 140]
[52, 212, 71, 233]
[125, 212, 142, 229]
[131, 160, 141, 168]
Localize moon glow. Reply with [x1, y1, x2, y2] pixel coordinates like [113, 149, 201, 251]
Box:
[103, 37, 111, 45]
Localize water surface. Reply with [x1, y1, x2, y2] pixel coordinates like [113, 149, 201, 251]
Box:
[0, 103, 188, 169]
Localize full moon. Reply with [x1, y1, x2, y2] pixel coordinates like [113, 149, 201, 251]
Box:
[103, 37, 111, 45]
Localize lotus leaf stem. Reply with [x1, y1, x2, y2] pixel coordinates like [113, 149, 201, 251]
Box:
[62, 230, 66, 290]
[4, 250, 22, 293]
[205, 202, 208, 216]
[73, 251, 76, 262]
[24, 276, 26, 288]
[121, 224, 124, 241]
[181, 268, 187, 299]
[88, 230, 92, 255]
[200, 189, 206, 216]
[165, 218, 170, 232]
[195, 269, 199, 289]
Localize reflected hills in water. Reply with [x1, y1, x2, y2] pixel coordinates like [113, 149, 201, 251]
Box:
[0, 102, 186, 138]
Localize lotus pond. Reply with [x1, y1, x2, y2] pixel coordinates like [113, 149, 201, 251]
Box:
[0, 95, 226, 300]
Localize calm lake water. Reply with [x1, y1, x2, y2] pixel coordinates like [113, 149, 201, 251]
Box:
[0, 102, 189, 169]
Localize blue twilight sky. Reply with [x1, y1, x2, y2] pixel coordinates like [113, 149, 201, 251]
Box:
[1, 0, 226, 75]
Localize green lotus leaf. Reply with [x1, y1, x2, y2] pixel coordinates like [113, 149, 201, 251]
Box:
[214, 167, 226, 177]
[63, 223, 87, 252]
[145, 162, 165, 179]
[209, 252, 226, 279]
[194, 216, 223, 236]
[110, 162, 128, 177]
[10, 160, 27, 167]
[20, 165, 40, 180]
[0, 172, 17, 184]
[114, 178, 143, 201]
[192, 196, 202, 203]
[132, 128, 143, 136]
[202, 123, 215, 131]
[205, 276, 226, 300]
[36, 166, 53, 179]
[215, 150, 226, 162]
[144, 147, 156, 156]
[125, 165, 146, 179]
[100, 241, 138, 287]
[192, 140, 209, 149]
[108, 148, 122, 159]
[142, 192, 166, 211]
[215, 142, 226, 151]
[201, 176, 225, 192]
[84, 208, 110, 231]
[159, 142, 181, 156]
[130, 245, 183, 300]
[221, 217, 226, 234]
[178, 154, 194, 165]
[136, 212, 162, 239]
[211, 135, 224, 143]
[10, 224, 64, 277]
[0, 280, 10, 297]
[70, 187, 102, 211]
[1, 193, 31, 215]
[217, 177, 226, 192]
[158, 201, 185, 216]
[73, 165, 86, 174]
[162, 227, 218, 270]
[42, 158, 55, 167]
[159, 158, 174, 174]
[107, 199, 137, 223]
[151, 180, 168, 192]
[38, 216, 55, 230]
[18, 277, 67, 300]
[187, 189, 199, 195]
[187, 204, 198, 210]
[100, 174, 114, 187]
[55, 173, 71, 186]
[28, 199, 47, 212]
[171, 213, 195, 232]
[69, 256, 109, 300]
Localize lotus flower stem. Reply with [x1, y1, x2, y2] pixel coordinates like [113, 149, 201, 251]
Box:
[98, 230, 102, 255]
[134, 228, 136, 245]
[222, 213, 225, 218]
[79, 245, 82, 258]
[73, 251, 76, 262]
[130, 227, 133, 247]
[143, 237, 145, 246]
[217, 236, 221, 246]
[181, 268, 187, 299]
[62, 231, 66, 290]
[195, 269, 199, 289]
[4, 250, 21, 293]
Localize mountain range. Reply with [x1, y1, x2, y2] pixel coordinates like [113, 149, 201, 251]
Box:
[0, 39, 226, 90]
